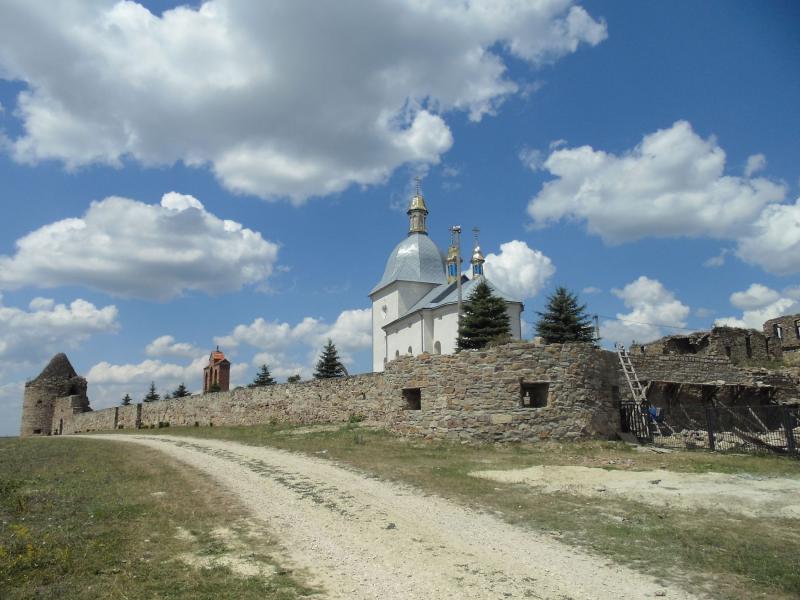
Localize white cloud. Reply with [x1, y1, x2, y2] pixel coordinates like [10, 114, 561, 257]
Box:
[216, 308, 372, 372]
[694, 307, 715, 319]
[86, 354, 250, 408]
[0, 1, 605, 202]
[729, 283, 781, 311]
[0, 380, 24, 437]
[0, 192, 279, 300]
[519, 147, 544, 171]
[527, 121, 786, 244]
[0, 294, 118, 433]
[484, 240, 556, 299]
[145, 335, 201, 358]
[715, 283, 799, 330]
[703, 248, 730, 268]
[744, 153, 766, 177]
[736, 198, 800, 275]
[784, 286, 800, 300]
[600, 276, 690, 344]
[0, 294, 118, 364]
[582, 286, 601, 294]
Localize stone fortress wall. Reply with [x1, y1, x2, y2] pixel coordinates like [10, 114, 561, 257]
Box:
[56, 342, 623, 442]
[40, 340, 799, 443]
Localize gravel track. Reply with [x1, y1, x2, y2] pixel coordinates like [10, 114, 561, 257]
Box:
[86, 434, 697, 599]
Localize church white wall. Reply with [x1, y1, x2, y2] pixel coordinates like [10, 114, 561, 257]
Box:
[397, 281, 438, 314]
[371, 285, 399, 372]
[380, 301, 525, 370]
[386, 318, 423, 362]
[430, 306, 460, 355]
[371, 280, 439, 372]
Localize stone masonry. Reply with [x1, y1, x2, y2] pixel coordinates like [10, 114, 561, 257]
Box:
[23, 341, 800, 441]
[764, 313, 800, 365]
[20, 353, 89, 437]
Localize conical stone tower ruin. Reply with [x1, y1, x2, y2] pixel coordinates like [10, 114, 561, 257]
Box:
[20, 353, 89, 436]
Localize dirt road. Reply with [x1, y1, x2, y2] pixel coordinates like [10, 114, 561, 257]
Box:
[87, 434, 696, 599]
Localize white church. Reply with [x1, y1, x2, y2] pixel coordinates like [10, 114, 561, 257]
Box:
[370, 187, 523, 372]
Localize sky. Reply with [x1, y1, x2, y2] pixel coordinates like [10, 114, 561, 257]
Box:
[1, 0, 799, 436]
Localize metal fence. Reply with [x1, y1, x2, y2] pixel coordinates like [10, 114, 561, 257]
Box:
[621, 402, 799, 457]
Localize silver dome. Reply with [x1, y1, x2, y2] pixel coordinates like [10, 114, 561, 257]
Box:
[371, 233, 446, 294]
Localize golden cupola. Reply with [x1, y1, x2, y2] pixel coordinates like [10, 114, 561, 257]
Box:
[407, 179, 428, 235]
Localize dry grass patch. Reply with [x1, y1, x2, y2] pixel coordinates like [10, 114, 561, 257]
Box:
[0, 437, 313, 600]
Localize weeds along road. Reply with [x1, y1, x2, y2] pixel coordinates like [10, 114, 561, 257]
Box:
[84, 434, 695, 600]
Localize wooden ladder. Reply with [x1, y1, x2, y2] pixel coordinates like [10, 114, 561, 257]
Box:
[617, 344, 648, 404]
[616, 344, 653, 441]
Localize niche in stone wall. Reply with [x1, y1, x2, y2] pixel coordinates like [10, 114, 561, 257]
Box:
[402, 387, 422, 410]
[520, 382, 549, 408]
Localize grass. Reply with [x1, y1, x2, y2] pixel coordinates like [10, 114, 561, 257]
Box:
[0, 436, 313, 600]
[128, 423, 800, 599]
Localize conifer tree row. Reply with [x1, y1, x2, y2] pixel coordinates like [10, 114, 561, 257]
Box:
[250, 364, 276, 387]
[456, 281, 511, 351]
[535, 287, 595, 343]
[143, 382, 160, 402]
[314, 339, 347, 379]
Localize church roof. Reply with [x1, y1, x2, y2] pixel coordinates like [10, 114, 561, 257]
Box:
[370, 233, 447, 295]
[383, 276, 521, 329]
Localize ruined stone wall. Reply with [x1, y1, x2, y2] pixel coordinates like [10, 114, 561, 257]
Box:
[61, 343, 623, 442]
[629, 354, 753, 386]
[21, 355, 88, 437]
[640, 327, 776, 365]
[763, 314, 800, 364]
[51, 395, 91, 435]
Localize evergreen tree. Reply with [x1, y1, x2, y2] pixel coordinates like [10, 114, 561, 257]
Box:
[314, 339, 347, 379]
[208, 382, 221, 393]
[535, 286, 595, 344]
[249, 364, 276, 387]
[143, 382, 160, 403]
[121, 393, 132, 406]
[456, 281, 512, 350]
[173, 383, 190, 398]
[287, 374, 301, 384]
[163, 392, 172, 400]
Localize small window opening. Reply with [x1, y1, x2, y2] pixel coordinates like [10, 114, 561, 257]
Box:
[403, 387, 421, 410]
[434, 341, 441, 355]
[33, 428, 41, 434]
[775, 324, 783, 340]
[407, 346, 413, 355]
[724, 345, 732, 358]
[795, 320, 800, 338]
[745, 335, 753, 359]
[520, 382, 549, 408]
[395, 350, 400, 358]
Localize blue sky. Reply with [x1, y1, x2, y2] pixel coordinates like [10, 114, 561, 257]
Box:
[1, 0, 799, 435]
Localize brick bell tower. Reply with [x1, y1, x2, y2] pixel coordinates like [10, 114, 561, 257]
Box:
[203, 346, 230, 393]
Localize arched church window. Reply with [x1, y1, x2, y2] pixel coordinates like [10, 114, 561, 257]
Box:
[434, 341, 441, 354]
[395, 350, 400, 358]
[407, 346, 413, 355]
